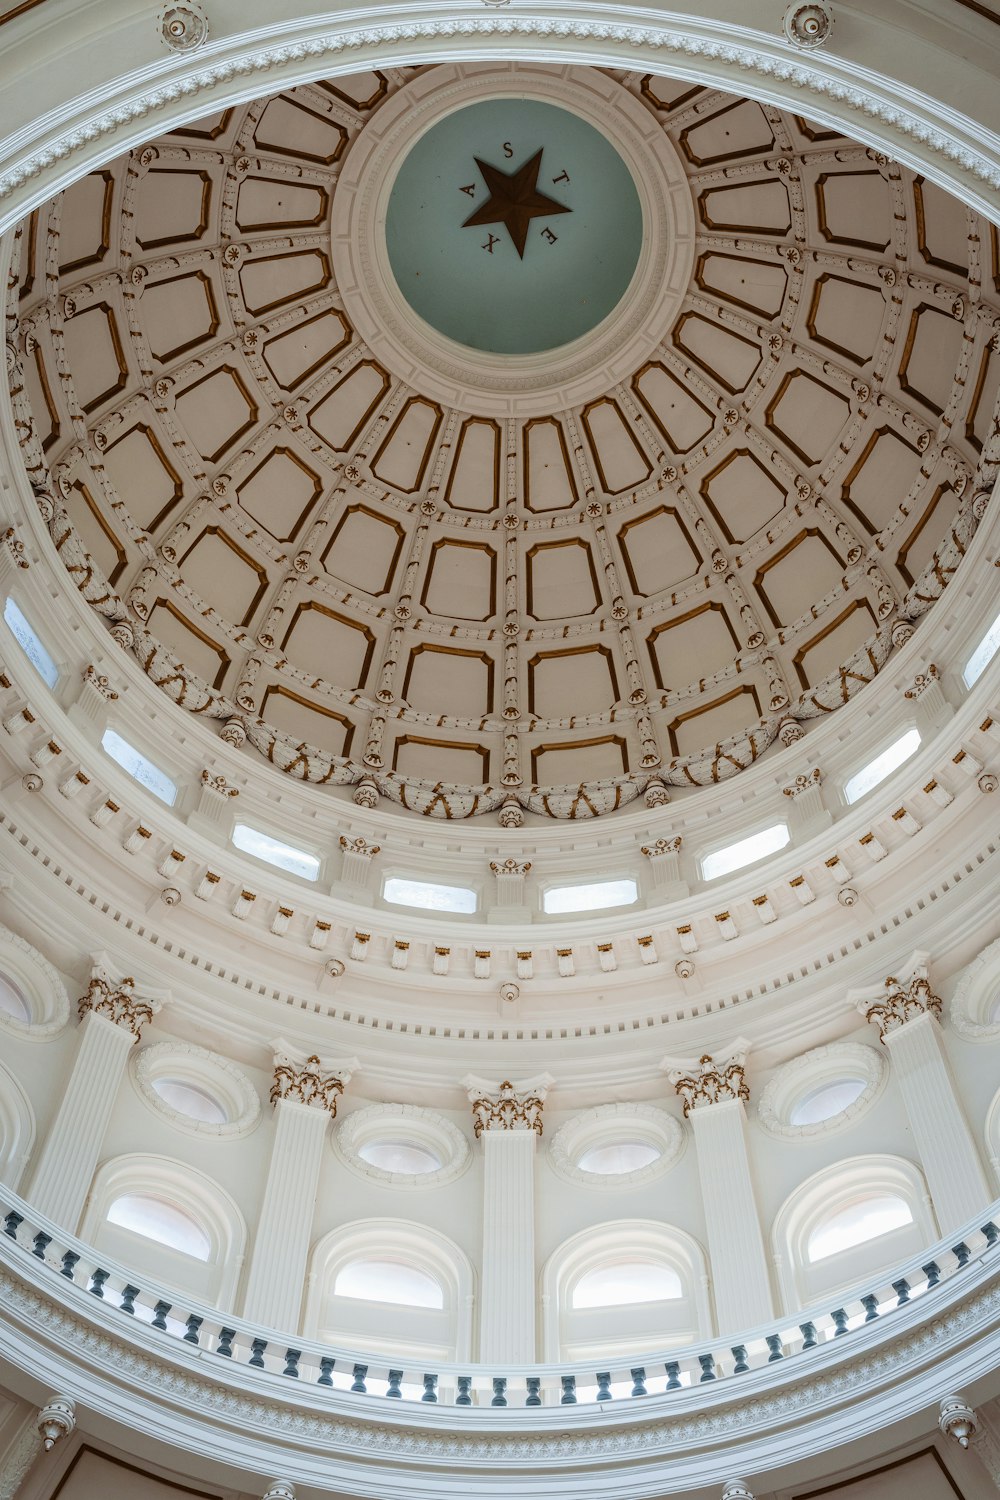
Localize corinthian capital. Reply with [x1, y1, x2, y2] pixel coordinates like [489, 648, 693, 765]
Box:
[465, 1074, 552, 1138]
[270, 1046, 356, 1116]
[664, 1045, 749, 1116]
[78, 973, 159, 1041]
[860, 968, 942, 1040]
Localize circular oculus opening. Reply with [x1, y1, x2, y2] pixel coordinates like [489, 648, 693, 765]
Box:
[357, 1140, 443, 1175]
[0, 974, 30, 1023]
[385, 98, 643, 356]
[789, 1077, 868, 1127]
[151, 1076, 228, 1125]
[576, 1141, 662, 1176]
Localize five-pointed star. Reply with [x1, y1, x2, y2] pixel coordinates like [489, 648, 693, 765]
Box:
[462, 149, 571, 259]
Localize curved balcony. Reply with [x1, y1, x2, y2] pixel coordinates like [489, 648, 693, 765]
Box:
[2, 1188, 999, 1497]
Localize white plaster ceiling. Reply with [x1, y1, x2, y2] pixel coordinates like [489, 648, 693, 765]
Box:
[9, 64, 1000, 820]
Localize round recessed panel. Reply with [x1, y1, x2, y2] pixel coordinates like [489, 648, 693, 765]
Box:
[385, 100, 643, 355]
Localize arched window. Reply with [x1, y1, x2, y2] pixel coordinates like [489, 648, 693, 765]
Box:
[0, 1057, 35, 1191]
[80, 1154, 247, 1309]
[304, 1219, 474, 1361]
[772, 1156, 935, 1311]
[985, 1083, 1000, 1192]
[542, 1221, 711, 1362]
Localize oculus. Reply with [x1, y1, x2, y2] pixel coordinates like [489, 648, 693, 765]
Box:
[385, 99, 642, 354]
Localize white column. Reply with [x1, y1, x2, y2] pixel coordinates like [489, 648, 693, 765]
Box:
[861, 971, 991, 1233]
[242, 1049, 355, 1332]
[28, 972, 159, 1231]
[665, 1047, 774, 1335]
[467, 1076, 550, 1363]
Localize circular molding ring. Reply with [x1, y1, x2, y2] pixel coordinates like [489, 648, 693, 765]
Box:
[334, 1101, 472, 1187]
[755, 1041, 887, 1140]
[0, 924, 70, 1040]
[950, 936, 1000, 1043]
[547, 1102, 685, 1186]
[132, 1041, 262, 1138]
[331, 62, 696, 417]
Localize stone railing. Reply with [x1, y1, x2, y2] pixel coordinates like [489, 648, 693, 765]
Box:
[2, 1188, 997, 1409]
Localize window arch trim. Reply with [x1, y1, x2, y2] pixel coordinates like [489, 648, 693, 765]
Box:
[0, 924, 70, 1039]
[0, 1056, 35, 1191]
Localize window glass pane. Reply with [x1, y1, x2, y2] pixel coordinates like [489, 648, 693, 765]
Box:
[0, 974, 30, 1022]
[990, 995, 1000, 1024]
[334, 1259, 444, 1308]
[543, 879, 638, 914]
[807, 1195, 913, 1262]
[964, 610, 1000, 688]
[789, 1078, 867, 1127]
[4, 598, 59, 688]
[152, 1077, 227, 1124]
[357, 1140, 442, 1174]
[101, 729, 177, 805]
[843, 728, 920, 804]
[572, 1261, 683, 1308]
[107, 1194, 211, 1260]
[576, 1142, 661, 1175]
[702, 824, 789, 881]
[383, 877, 477, 913]
[232, 824, 320, 881]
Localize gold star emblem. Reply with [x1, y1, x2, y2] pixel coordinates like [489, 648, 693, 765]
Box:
[462, 150, 571, 259]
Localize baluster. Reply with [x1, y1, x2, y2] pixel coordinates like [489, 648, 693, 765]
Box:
[766, 1334, 784, 1361]
[249, 1337, 267, 1368]
[89, 1268, 109, 1299]
[525, 1377, 541, 1407]
[351, 1364, 368, 1393]
[698, 1354, 716, 1383]
[981, 1221, 999, 1247]
[953, 1241, 971, 1267]
[491, 1377, 507, 1407]
[216, 1327, 235, 1358]
[596, 1372, 612, 1402]
[2, 1211, 23, 1239]
[386, 1370, 403, 1398]
[892, 1278, 911, 1306]
[799, 1322, 818, 1349]
[731, 1345, 749, 1374]
[560, 1375, 577, 1405]
[456, 1376, 472, 1406]
[831, 1308, 849, 1336]
[120, 1284, 139, 1315]
[151, 1300, 171, 1331]
[317, 1357, 335, 1387]
[422, 1374, 438, 1404]
[861, 1294, 879, 1322]
[32, 1232, 51, 1260]
[664, 1361, 682, 1390]
[184, 1315, 203, 1346]
[282, 1348, 300, 1377]
[630, 1367, 648, 1397]
[922, 1260, 941, 1288]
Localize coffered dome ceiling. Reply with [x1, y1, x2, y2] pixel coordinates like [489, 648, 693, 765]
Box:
[8, 64, 1000, 820]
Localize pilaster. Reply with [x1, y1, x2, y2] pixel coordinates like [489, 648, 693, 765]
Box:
[859, 966, 991, 1232]
[27, 971, 160, 1230]
[664, 1045, 774, 1334]
[241, 1047, 356, 1332]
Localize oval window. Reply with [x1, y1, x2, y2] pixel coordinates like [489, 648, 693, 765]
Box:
[357, 1140, 443, 1175]
[789, 1078, 867, 1127]
[576, 1141, 661, 1176]
[0, 974, 30, 1023]
[152, 1077, 228, 1125]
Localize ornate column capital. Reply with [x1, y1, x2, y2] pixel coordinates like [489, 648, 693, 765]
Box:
[640, 836, 681, 857]
[270, 1046, 357, 1117]
[339, 834, 381, 859]
[465, 1074, 552, 1137]
[77, 972, 160, 1041]
[663, 1046, 750, 1116]
[489, 857, 531, 878]
[860, 968, 942, 1040]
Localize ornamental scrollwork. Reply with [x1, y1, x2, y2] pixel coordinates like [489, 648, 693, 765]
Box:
[78, 975, 157, 1040]
[640, 837, 682, 857]
[861, 970, 942, 1039]
[668, 1054, 749, 1116]
[339, 835, 381, 859]
[490, 858, 531, 877]
[471, 1080, 545, 1137]
[270, 1054, 346, 1116]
